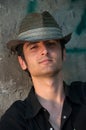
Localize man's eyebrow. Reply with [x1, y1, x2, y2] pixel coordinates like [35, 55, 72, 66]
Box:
[26, 41, 37, 46]
[26, 40, 59, 46]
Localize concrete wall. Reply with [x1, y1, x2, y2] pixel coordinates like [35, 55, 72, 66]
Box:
[0, 0, 86, 117]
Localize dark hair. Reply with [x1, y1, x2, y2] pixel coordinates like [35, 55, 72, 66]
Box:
[16, 44, 24, 58]
[60, 40, 66, 59]
[60, 39, 65, 50]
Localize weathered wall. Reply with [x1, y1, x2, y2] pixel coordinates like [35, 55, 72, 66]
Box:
[0, 0, 86, 117]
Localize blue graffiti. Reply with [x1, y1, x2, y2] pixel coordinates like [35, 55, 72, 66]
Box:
[71, 0, 80, 2]
[66, 48, 86, 53]
[75, 8, 86, 35]
[27, 0, 37, 13]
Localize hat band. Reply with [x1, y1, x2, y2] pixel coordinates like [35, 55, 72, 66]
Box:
[18, 27, 63, 42]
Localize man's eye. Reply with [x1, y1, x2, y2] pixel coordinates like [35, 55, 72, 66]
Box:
[30, 45, 38, 50]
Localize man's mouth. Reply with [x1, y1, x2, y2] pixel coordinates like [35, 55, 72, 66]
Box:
[39, 59, 52, 64]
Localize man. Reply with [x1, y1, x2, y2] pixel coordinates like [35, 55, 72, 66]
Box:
[0, 11, 86, 130]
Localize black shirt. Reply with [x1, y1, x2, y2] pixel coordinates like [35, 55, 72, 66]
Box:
[0, 81, 86, 130]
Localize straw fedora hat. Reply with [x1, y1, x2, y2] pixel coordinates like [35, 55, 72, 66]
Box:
[7, 11, 72, 51]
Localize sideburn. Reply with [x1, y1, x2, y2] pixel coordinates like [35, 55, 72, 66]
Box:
[60, 41, 65, 60]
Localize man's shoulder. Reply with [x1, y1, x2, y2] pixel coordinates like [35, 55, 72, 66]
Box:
[10, 100, 26, 113]
[70, 81, 86, 86]
[0, 99, 28, 129]
[1, 99, 26, 121]
[69, 81, 86, 92]
[68, 81, 86, 103]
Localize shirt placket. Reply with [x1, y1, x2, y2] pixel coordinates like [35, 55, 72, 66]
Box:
[43, 108, 54, 130]
[60, 98, 72, 130]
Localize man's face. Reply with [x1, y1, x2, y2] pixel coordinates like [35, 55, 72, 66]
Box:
[18, 40, 66, 78]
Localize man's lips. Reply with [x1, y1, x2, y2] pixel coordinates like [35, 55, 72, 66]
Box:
[39, 59, 52, 64]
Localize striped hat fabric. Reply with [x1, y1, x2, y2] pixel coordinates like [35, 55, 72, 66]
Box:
[7, 11, 72, 51]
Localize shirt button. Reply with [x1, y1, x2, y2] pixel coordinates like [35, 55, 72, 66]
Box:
[43, 109, 46, 111]
[50, 128, 53, 130]
[63, 115, 67, 119]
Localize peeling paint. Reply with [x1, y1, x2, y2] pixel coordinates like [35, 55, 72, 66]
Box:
[0, 57, 3, 60]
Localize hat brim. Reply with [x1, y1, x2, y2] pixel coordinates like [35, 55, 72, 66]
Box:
[7, 33, 72, 52]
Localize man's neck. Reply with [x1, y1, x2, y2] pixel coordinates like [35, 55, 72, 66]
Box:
[32, 72, 65, 130]
[32, 71, 65, 103]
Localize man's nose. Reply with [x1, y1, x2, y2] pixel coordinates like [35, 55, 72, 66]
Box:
[40, 43, 49, 55]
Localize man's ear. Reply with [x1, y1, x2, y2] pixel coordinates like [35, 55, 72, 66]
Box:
[18, 56, 27, 70]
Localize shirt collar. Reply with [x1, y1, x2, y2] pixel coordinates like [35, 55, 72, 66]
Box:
[25, 87, 42, 119]
[25, 82, 82, 119]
